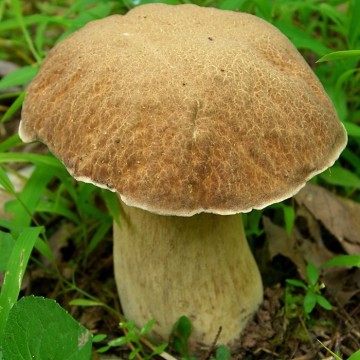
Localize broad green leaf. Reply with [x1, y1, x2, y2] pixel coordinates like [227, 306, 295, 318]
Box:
[216, 345, 231, 360]
[1, 296, 92, 360]
[348, 349, 360, 360]
[171, 315, 192, 356]
[0, 66, 38, 91]
[317, 50, 360, 63]
[323, 255, 360, 268]
[0, 232, 15, 272]
[0, 227, 42, 339]
[174, 315, 192, 340]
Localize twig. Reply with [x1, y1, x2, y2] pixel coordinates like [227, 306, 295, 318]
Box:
[202, 326, 222, 360]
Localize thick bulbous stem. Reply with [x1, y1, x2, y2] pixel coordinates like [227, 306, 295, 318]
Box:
[113, 201, 263, 351]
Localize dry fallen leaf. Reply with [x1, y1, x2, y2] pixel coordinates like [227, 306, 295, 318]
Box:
[264, 216, 307, 279]
[295, 184, 360, 255]
[263, 205, 359, 307]
[323, 267, 360, 306]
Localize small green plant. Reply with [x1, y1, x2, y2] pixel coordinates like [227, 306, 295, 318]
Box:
[211, 345, 232, 360]
[169, 316, 231, 360]
[106, 319, 168, 360]
[285, 255, 360, 319]
[169, 315, 195, 359]
[286, 263, 332, 317]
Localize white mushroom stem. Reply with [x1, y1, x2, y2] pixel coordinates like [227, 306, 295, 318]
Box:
[113, 200, 263, 350]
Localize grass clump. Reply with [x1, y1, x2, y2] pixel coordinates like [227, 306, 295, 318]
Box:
[0, 0, 359, 359]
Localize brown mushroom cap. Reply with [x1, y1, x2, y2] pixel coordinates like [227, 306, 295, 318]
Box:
[19, 3, 347, 216]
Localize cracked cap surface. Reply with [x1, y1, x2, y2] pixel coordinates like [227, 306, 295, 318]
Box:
[19, 3, 347, 216]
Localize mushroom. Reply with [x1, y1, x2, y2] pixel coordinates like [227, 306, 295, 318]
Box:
[19, 3, 347, 352]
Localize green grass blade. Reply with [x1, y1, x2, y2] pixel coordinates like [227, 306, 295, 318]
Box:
[282, 204, 295, 235]
[69, 299, 104, 307]
[8, 165, 55, 226]
[275, 21, 330, 55]
[35, 199, 79, 224]
[11, 0, 42, 63]
[0, 227, 43, 340]
[320, 167, 360, 189]
[317, 50, 360, 63]
[317, 340, 342, 360]
[0, 218, 27, 235]
[0, 134, 21, 153]
[0, 232, 16, 272]
[86, 221, 112, 255]
[1, 92, 25, 123]
[101, 189, 121, 226]
[219, 0, 247, 10]
[0, 152, 63, 169]
[343, 122, 360, 138]
[0, 165, 15, 195]
[0, 67, 38, 90]
[348, 0, 360, 48]
[0, 14, 71, 31]
[322, 255, 360, 268]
